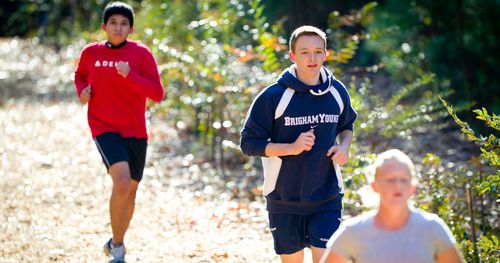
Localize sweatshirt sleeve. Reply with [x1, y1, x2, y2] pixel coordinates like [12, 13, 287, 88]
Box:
[74, 46, 90, 97]
[431, 215, 457, 255]
[326, 222, 355, 261]
[335, 80, 357, 132]
[240, 88, 276, 157]
[125, 47, 164, 102]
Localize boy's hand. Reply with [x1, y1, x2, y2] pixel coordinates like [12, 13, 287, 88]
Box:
[291, 129, 315, 155]
[116, 61, 130, 78]
[327, 144, 349, 166]
[79, 86, 91, 104]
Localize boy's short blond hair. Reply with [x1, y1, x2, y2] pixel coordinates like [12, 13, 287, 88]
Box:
[289, 25, 327, 53]
[372, 149, 418, 183]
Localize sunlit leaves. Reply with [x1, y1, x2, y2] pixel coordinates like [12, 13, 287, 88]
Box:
[441, 98, 499, 197]
[477, 235, 500, 262]
[474, 108, 500, 132]
[134, 0, 282, 174]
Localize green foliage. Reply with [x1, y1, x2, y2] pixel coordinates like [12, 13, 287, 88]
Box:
[133, 0, 285, 174]
[347, 72, 454, 153]
[251, 0, 287, 72]
[325, 3, 456, 154]
[441, 99, 500, 196]
[326, 3, 378, 70]
[439, 99, 499, 262]
[365, 0, 500, 114]
[0, 1, 120, 47]
[477, 235, 500, 262]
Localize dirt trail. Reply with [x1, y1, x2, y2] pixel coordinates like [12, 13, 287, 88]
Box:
[0, 38, 299, 262]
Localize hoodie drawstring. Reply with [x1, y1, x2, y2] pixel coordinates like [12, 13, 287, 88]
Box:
[288, 64, 334, 96]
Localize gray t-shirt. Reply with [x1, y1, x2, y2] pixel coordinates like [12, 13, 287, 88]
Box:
[326, 208, 456, 263]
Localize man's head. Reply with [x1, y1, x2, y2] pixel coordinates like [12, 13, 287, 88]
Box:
[373, 149, 416, 181]
[371, 149, 417, 207]
[289, 25, 327, 54]
[102, 2, 134, 45]
[103, 2, 134, 28]
[288, 26, 328, 80]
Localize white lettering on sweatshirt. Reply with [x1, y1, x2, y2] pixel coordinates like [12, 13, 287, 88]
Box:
[284, 114, 339, 126]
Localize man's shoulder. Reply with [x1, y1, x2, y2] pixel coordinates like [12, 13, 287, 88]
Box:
[81, 41, 104, 54]
[411, 208, 445, 226]
[253, 82, 287, 100]
[330, 77, 351, 96]
[331, 77, 346, 89]
[343, 211, 376, 230]
[410, 208, 455, 241]
[265, 82, 288, 93]
[127, 40, 153, 53]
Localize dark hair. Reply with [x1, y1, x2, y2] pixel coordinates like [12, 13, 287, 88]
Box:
[289, 25, 327, 53]
[103, 2, 134, 27]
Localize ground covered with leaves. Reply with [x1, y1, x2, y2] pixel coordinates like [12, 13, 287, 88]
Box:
[0, 38, 305, 262]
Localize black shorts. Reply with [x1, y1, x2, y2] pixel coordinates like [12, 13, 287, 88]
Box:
[94, 132, 148, 182]
[268, 210, 342, 255]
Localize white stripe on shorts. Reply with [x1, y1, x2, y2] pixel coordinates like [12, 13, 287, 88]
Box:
[94, 139, 110, 167]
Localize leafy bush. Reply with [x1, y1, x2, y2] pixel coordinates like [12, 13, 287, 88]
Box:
[133, 0, 286, 178]
[441, 100, 500, 196]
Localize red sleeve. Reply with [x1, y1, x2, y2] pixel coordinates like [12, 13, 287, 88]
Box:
[74, 46, 90, 97]
[125, 47, 164, 102]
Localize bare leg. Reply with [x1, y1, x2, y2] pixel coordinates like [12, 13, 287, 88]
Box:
[280, 249, 304, 263]
[311, 246, 326, 263]
[108, 161, 131, 244]
[124, 180, 139, 231]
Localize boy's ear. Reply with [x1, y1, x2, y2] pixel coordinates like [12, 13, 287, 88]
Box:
[324, 50, 329, 60]
[410, 184, 417, 194]
[101, 23, 106, 30]
[289, 51, 296, 62]
[129, 27, 134, 33]
[371, 181, 379, 193]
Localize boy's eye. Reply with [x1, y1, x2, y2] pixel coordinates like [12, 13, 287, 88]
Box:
[383, 178, 410, 184]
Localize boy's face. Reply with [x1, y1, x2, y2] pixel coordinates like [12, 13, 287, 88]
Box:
[371, 159, 416, 208]
[102, 14, 133, 45]
[289, 34, 327, 78]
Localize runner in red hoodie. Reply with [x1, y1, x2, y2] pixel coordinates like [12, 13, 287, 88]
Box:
[74, 2, 163, 262]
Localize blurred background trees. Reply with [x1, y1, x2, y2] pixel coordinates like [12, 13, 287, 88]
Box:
[2, 0, 497, 116]
[1, 0, 498, 261]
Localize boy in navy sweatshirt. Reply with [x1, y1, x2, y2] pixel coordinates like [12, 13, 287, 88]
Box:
[74, 2, 163, 262]
[240, 25, 357, 263]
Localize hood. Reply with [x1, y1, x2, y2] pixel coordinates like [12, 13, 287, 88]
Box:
[277, 64, 336, 96]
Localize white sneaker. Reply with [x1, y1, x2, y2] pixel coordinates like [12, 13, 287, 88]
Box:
[103, 238, 126, 263]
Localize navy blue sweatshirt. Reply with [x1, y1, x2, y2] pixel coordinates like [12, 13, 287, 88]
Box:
[240, 65, 357, 214]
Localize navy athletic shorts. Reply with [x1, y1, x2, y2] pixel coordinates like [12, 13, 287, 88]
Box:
[94, 132, 148, 182]
[268, 210, 342, 254]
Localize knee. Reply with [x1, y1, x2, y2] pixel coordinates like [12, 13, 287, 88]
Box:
[113, 176, 131, 196]
[109, 162, 132, 196]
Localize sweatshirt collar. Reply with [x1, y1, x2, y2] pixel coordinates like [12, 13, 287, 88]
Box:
[278, 65, 335, 96]
[105, 40, 127, 49]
